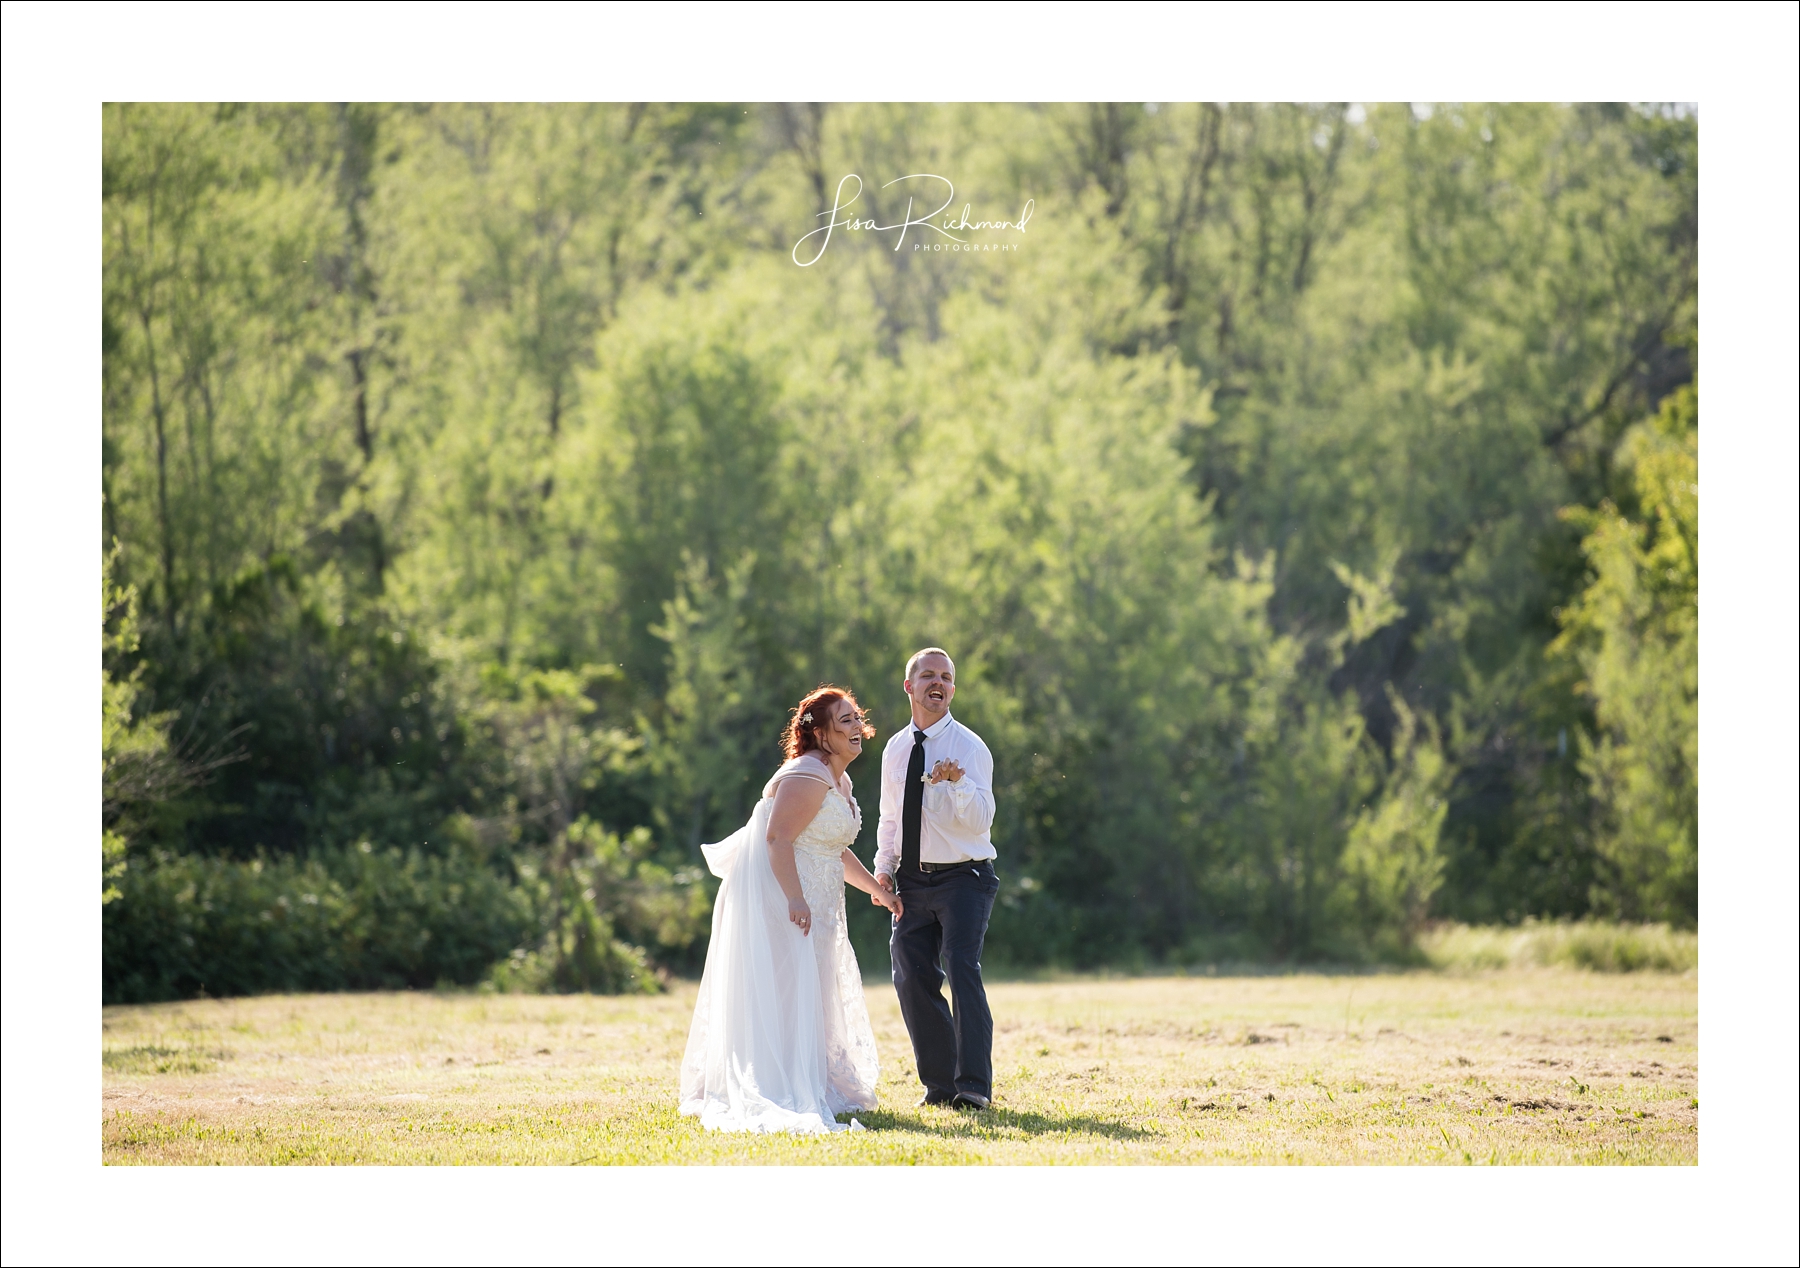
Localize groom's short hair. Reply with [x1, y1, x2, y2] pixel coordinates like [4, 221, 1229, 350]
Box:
[905, 647, 955, 682]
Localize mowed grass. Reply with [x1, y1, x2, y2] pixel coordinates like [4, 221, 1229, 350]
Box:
[102, 971, 1696, 1165]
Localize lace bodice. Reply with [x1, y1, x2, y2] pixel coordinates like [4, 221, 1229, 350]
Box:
[763, 756, 861, 864]
[792, 787, 857, 927]
[793, 786, 860, 857]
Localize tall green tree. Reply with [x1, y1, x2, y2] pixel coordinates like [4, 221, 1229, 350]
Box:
[1553, 385, 1698, 924]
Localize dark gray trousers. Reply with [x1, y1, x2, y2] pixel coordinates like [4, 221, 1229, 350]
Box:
[890, 859, 998, 1100]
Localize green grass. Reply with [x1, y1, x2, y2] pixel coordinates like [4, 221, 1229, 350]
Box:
[101, 1044, 229, 1075]
[101, 969, 1696, 1165]
[1418, 920, 1698, 973]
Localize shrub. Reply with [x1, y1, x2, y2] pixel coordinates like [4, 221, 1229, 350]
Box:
[1418, 919, 1696, 973]
[103, 814, 711, 1002]
[482, 819, 708, 994]
[102, 844, 534, 1003]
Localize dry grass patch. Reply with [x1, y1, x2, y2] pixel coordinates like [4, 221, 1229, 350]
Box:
[102, 970, 1696, 1165]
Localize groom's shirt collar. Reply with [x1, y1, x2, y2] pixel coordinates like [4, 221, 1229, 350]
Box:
[917, 711, 955, 740]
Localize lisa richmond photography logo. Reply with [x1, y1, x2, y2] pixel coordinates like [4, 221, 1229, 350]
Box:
[792, 174, 1034, 266]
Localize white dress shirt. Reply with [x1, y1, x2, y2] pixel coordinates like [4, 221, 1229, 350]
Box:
[873, 711, 996, 878]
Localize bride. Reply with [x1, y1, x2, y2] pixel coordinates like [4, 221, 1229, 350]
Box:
[679, 685, 903, 1133]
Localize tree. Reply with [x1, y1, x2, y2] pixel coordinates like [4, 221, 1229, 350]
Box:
[102, 541, 243, 899]
[1553, 385, 1698, 924]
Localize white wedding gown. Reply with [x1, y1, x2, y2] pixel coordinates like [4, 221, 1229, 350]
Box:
[679, 755, 880, 1133]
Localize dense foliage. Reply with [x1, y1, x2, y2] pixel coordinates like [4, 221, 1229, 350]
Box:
[101, 103, 1697, 998]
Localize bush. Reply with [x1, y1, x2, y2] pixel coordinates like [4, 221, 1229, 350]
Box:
[103, 844, 535, 1003]
[103, 814, 711, 1002]
[1418, 919, 1697, 973]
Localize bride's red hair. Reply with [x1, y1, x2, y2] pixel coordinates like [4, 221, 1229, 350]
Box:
[782, 685, 875, 760]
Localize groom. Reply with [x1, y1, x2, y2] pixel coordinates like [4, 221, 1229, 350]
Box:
[873, 647, 999, 1110]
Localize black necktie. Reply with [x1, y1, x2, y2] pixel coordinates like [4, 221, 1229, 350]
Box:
[901, 728, 927, 874]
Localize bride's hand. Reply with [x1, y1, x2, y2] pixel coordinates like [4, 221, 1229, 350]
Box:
[788, 896, 813, 937]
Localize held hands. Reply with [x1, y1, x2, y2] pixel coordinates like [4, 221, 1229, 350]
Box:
[927, 759, 964, 785]
[788, 896, 813, 937]
[872, 873, 904, 920]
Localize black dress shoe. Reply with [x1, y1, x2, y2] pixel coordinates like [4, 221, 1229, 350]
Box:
[917, 1091, 954, 1107]
[951, 1092, 991, 1111]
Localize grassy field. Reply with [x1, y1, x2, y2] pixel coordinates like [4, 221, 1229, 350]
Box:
[102, 970, 1696, 1165]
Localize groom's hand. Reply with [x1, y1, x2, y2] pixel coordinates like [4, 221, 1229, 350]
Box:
[928, 759, 964, 784]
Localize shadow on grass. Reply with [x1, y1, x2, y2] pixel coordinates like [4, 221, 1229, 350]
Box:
[848, 1105, 1150, 1141]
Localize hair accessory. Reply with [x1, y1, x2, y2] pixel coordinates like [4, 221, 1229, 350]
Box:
[802, 711, 813, 723]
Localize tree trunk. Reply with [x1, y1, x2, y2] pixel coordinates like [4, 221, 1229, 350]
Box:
[143, 314, 176, 623]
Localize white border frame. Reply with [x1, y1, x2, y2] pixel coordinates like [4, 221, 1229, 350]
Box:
[4, 3, 1795, 1264]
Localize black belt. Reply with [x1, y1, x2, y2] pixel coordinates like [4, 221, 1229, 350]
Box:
[917, 858, 986, 873]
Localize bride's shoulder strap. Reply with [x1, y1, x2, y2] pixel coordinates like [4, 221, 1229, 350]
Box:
[763, 753, 834, 798]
